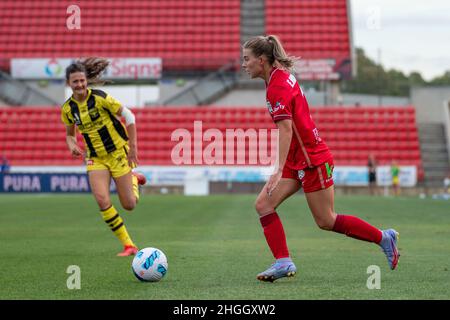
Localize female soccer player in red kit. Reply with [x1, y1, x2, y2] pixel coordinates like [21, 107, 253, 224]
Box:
[242, 35, 400, 282]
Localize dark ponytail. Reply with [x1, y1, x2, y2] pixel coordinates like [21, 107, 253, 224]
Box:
[65, 57, 110, 86]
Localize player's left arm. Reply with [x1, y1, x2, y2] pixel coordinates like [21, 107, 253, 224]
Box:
[104, 94, 139, 167]
[117, 106, 138, 167]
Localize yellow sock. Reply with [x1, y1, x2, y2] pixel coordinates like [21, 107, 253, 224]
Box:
[100, 206, 136, 247]
[132, 175, 140, 202]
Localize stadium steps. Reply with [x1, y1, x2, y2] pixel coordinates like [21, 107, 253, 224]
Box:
[162, 62, 240, 106]
[418, 123, 450, 187]
[0, 96, 10, 106]
[240, 0, 265, 42]
[0, 71, 59, 106]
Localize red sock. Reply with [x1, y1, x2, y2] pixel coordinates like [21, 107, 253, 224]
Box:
[332, 214, 382, 243]
[259, 212, 290, 259]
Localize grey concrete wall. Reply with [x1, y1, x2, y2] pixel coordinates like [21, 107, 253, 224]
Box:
[211, 88, 265, 107]
[411, 86, 450, 124]
[0, 98, 8, 106]
[25, 80, 65, 104]
[23, 78, 198, 106]
[444, 102, 450, 162]
[212, 88, 410, 108]
[156, 78, 197, 105]
[338, 93, 410, 107]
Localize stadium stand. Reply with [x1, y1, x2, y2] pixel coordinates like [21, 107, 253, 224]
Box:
[0, 0, 426, 182]
[0, 0, 241, 71]
[0, 0, 351, 75]
[266, 0, 352, 78]
[0, 106, 424, 180]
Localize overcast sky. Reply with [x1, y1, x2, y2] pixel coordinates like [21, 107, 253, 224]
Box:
[350, 0, 450, 81]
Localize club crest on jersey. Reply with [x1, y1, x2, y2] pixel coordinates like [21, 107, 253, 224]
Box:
[86, 159, 94, 165]
[88, 107, 100, 119]
[298, 170, 305, 180]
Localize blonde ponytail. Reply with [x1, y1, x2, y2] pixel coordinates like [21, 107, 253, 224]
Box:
[243, 35, 298, 72]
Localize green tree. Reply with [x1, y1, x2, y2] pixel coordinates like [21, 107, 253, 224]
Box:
[385, 69, 409, 96]
[340, 48, 446, 97]
[429, 71, 450, 85]
[409, 71, 426, 86]
[341, 48, 385, 95]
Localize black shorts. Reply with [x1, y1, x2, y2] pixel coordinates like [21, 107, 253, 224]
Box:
[369, 172, 376, 183]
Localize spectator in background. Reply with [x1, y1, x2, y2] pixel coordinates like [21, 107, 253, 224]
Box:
[444, 171, 450, 195]
[367, 153, 377, 196]
[391, 160, 400, 196]
[1, 154, 10, 173]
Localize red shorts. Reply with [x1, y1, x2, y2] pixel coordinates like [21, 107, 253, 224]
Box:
[282, 159, 335, 193]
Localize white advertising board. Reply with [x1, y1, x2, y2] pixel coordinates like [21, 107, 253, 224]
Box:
[11, 58, 162, 80]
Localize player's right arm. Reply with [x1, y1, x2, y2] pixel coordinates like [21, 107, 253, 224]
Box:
[266, 85, 293, 196]
[65, 124, 83, 157]
[61, 105, 83, 157]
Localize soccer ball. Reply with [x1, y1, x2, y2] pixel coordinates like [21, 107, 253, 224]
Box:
[132, 247, 168, 282]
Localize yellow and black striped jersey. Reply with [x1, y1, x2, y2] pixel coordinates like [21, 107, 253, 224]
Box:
[61, 88, 128, 158]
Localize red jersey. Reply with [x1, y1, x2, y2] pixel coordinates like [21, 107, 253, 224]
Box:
[266, 68, 332, 170]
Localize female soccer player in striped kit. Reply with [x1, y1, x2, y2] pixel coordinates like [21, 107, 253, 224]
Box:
[242, 36, 400, 282]
[61, 58, 146, 256]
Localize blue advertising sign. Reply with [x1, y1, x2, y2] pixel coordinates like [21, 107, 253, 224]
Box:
[0, 173, 116, 193]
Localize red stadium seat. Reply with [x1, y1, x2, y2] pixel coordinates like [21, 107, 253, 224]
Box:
[0, 0, 353, 73]
[0, 0, 241, 71]
[0, 106, 423, 168]
[266, 0, 350, 63]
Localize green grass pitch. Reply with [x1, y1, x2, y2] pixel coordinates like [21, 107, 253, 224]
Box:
[1, 193, 449, 299]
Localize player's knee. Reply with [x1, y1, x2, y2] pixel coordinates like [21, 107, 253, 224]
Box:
[315, 216, 335, 230]
[95, 195, 111, 210]
[122, 198, 136, 211]
[254, 198, 273, 216]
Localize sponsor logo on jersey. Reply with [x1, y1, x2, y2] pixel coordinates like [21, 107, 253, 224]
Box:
[267, 99, 285, 114]
[73, 113, 81, 125]
[273, 101, 285, 113]
[266, 100, 273, 113]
